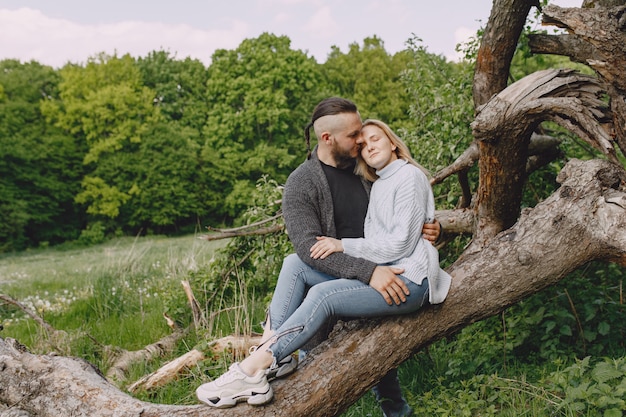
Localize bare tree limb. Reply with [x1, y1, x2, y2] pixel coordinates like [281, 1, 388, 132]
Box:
[105, 329, 188, 383]
[471, 68, 614, 250]
[127, 334, 262, 394]
[199, 224, 284, 241]
[0, 294, 56, 336]
[536, 4, 626, 155]
[181, 280, 207, 331]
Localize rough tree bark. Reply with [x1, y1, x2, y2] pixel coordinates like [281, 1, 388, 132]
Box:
[471, 67, 613, 249]
[529, 2, 626, 155]
[2, 1, 626, 416]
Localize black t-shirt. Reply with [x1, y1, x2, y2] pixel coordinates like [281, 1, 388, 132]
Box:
[321, 161, 369, 239]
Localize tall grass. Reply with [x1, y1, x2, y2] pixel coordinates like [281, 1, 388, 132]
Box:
[0, 234, 226, 357]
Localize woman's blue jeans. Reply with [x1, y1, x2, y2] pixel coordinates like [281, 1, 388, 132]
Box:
[266, 253, 430, 362]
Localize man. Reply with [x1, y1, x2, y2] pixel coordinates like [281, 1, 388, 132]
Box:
[280, 97, 441, 416]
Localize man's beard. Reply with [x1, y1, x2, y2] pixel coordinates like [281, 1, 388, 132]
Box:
[331, 143, 356, 170]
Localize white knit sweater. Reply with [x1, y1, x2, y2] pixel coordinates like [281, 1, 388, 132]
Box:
[342, 159, 451, 304]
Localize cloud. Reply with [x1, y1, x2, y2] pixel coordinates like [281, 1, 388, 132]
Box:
[303, 6, 337, 39]
[0, 7, 249, 68]
[273, 12, 291, 24]
[449, 26, 478, 61]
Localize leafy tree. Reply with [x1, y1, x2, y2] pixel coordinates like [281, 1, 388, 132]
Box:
[107, 122, 205, 233]
[136, 50, 209, 132]
[201, 33, 324, 220]
[40, 53, 160, 230]
[322, 36, 413, 127]
[133, 51, 211, 231]
[0, 59, 84, 251]
[399, 37, 476, 208]
[39, 53, 208, 234]
[41, 53, 162, 167]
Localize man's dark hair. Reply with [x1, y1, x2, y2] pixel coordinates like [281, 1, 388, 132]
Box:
[305, 97, 358, 158]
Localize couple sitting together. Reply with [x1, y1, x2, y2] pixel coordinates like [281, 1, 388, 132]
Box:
[196, 97, 451, 417]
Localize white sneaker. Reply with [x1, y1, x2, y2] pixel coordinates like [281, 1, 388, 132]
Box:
[196, 363, 273, 408]
[266, 354, 298, 381]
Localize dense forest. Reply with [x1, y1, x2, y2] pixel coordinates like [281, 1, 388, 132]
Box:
[0, 33, 423, 253]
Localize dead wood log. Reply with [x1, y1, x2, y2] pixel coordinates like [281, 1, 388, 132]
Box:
[181, 280, 207, 331]
[531, 3, 626, 156]
[127, 334, 262, 393]
[199, 215, 284, 241]
[127, 348, 205, 394]
[105, 329, 187, 383]
[2, 158, 624, 417]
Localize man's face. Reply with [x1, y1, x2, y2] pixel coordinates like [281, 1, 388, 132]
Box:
[328, 112, 363, 168]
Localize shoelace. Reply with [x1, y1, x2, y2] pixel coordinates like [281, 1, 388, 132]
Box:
[216, 364, 244, 384]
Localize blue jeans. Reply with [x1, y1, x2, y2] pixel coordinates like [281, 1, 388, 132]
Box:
[266, 254, 430, 362]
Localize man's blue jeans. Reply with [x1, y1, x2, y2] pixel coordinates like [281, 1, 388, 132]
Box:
[266, 253, 429, 365]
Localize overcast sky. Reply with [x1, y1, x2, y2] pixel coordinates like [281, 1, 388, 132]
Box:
[0, 0, 581, 69]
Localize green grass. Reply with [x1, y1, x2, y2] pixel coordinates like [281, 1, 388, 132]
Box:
[0, 234, 226, 354]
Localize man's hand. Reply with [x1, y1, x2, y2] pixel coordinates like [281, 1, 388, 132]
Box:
[422, 219, 442, 244]
[369, 266, 409, 305]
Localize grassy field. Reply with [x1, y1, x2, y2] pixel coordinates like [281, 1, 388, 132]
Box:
[0, 235, 224, 348]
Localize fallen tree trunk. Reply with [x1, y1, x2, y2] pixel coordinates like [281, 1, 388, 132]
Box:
[105, 329, 188, 383]
[1, 158, 624, 417]
[127, 334, 262, 393]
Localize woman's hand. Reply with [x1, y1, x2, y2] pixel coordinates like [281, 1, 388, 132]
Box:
[310, 236, 343, 259]
[422, 218, 442, 244]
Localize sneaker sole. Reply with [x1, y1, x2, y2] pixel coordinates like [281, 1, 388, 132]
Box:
[197, 385, 273, 408]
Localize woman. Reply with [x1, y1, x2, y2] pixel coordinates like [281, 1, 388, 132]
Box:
[195, 119, 451, 409]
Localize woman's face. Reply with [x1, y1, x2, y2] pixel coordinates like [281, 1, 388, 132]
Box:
[358, 124, 397, 171]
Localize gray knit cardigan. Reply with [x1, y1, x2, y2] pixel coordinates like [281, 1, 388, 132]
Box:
[282, 146, 377, 284]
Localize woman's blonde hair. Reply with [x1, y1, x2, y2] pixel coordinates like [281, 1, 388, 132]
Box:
[355, 119, 430, 182]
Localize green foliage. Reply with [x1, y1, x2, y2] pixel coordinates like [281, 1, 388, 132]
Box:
[98, 122, 204, 232]
[322, 36, 412, 126]
[201, 33, 323, 219]
[0, 59, 85, 251]
[75, 175, 132, 218]
[40, 53, 163, 232]
[42, 54, 161, 162]
[38, 53, 209, 235]
[189, 177, 291, 316]
[547, 356, 626, 415]
[398, 37, 476, 209]
[77, 221, 107, 246]
[346, 259, 625, 417]
[401, 37, 475, 171]
[135, 50, 209, 131]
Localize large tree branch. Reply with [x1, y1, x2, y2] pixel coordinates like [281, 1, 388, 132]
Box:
[471, 68, 614, 250]
[473, 0, 537, 106]
[531, 4, 626, 156]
